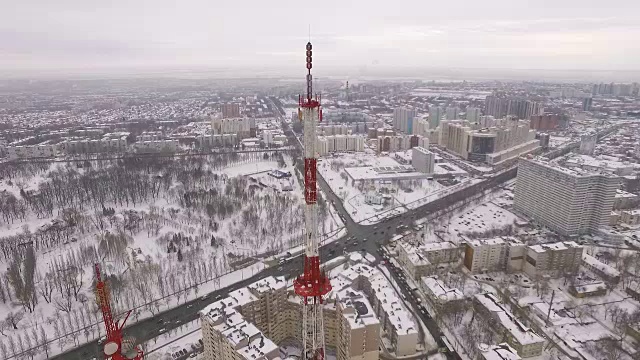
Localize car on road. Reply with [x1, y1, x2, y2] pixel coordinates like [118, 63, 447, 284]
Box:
[352, 241, 358, 246]
[187, 304, 193, 308]
[159, 328, 167, 333]
[278, 266, 283, 271]
[190, 354, 198, 358]
[157, 318, 164, 324]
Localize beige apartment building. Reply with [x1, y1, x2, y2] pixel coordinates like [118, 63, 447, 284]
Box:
[397, 241, 460, 279]
[200, 275, 381, 360]
[523, 241, 583, 278]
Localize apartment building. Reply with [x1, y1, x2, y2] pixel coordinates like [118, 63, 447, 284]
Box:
[411, 146, 435, 174]
[221, 103, 241, 118]
[429, 105, 443, 129]
[524, 241, 583, 278]
[317, 135, 365, 156]
[376, 135, 426, 153]
[514, 157, 620, 236]
[463, 237, 525, 274]
[474, 293, 545, 358]
[201, 275, 381, 360]
[446, 106, 460, 120]
[133, 140, 179, 153]
[211, 117, 255, 139]
[484, 96, 543, 120]
[466, 107, 481, 123]
[420, 276, 464, 310]
[397, 241, 460, 279]
[393, 107, 417, 134]
[342, 264, 419, 356]
[197, 134, 239, 148]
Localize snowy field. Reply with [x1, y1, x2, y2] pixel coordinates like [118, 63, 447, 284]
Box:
[0, 151, 341, 359]
[317, 152, 473, 225]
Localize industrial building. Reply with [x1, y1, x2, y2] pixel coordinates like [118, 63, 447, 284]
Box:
[514, 157, 619, 236]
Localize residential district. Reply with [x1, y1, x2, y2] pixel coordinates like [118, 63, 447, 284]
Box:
[1, 78, 640, 360]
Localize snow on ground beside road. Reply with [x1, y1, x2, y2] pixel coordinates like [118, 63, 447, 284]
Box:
[317, 152, 467, 224]
[145, 318, 203, 359]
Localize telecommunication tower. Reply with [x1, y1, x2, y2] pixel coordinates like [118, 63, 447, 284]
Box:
[293, 42, 331, 360]
[95, 263, 144, 360]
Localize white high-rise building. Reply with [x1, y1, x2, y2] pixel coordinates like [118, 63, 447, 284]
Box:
[411, 146, 435, 174]
[466, 107, 481, 123]
[393, 107, 417, 134]
[446, 106, 460, 120]
[514, 157, 620, 236]
[428, 105, 443, 129]
[579, 133, 597, 155]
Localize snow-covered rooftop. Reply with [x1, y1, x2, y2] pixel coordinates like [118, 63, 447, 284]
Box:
[475, 293, 545, 346]
[422, 277, 464, 302]
[480, 343, 521, 360]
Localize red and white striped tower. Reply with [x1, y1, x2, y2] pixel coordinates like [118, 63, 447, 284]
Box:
[294, 41, 331, 360]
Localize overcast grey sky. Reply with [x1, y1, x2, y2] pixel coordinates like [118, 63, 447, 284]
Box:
[1, 0, 639, 74]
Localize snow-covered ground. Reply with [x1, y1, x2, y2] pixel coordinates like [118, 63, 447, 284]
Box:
[0, 152, 340, 360]
[317, 152, 473, 225]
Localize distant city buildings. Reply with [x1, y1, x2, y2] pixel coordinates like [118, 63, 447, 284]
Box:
[514, 157, 619, 236]
[446, 106, 460, 120]
[528, 114, 562, 131]
[484, 96, 543, 120]
[211, 117, 255, 139]
[466, 107, 481, 123]
[579, 133, 597, 155]
[429, 105, 443, 129]
[393, 107, 417, 134]
[220, 103, 241, 118]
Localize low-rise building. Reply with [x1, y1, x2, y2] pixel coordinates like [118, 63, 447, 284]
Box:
[473, 293, 545, 358]
[581, 254, 621, 284]
[569, 281, 607, 298]
[479, 343, 522, 360]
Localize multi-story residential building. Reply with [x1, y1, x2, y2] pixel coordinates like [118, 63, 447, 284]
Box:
[201, 275, 381, 360]
[393, 107, 417, 134]
[446, 106, 460, 120]
[473, 293, 545, 358]
[397, 241, 460, 279]
[342, 264, 419, 356]
[579, 133, 597, 155]
[411, 146, 435, 174]
[524, 241, 583, 278]
[529, 114, 562, 130]
[323, 109, 371, 123]
[466, 107, 481, 123]
[514, 157, 620, 236]
[211, 117, 255, 139]
[197, 134, 239, 148]
[484, 96, 543, 120]
[420, 277, 464, 310]
[376, 135, 425, 153]
[463, 237, 525, 274]
[317, 135, 365, 156]
[429, 105, 443, 129]
[133, 140, 179, 153]
[221, 103, 241, 118]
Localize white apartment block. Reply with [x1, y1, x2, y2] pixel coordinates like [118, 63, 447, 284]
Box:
[429, 105, 443, 129]
[211, 117, 255, 139]
[446, 106, 460, 120]
[133, 140, 179, 153]
[463, 237, 525, 274]
[316, 135, 365, 156]
[473, 293, 545, 358]
[524, 241, 583, 278]
[198, 134, 239, 148]
[393, 107, 417, 134]
[466, 107, 481, 123]
[514, 157, 620, 236]
[411, 146, 435, 174]
[397, 241, 460, 279]
[6, 144, 57, 159]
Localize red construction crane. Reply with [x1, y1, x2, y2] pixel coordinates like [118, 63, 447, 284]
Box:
[294, 41, 331, 360]
[94, 263, 144, 360]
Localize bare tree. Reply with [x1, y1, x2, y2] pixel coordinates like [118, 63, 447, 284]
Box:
[5, 311, 24, 330]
